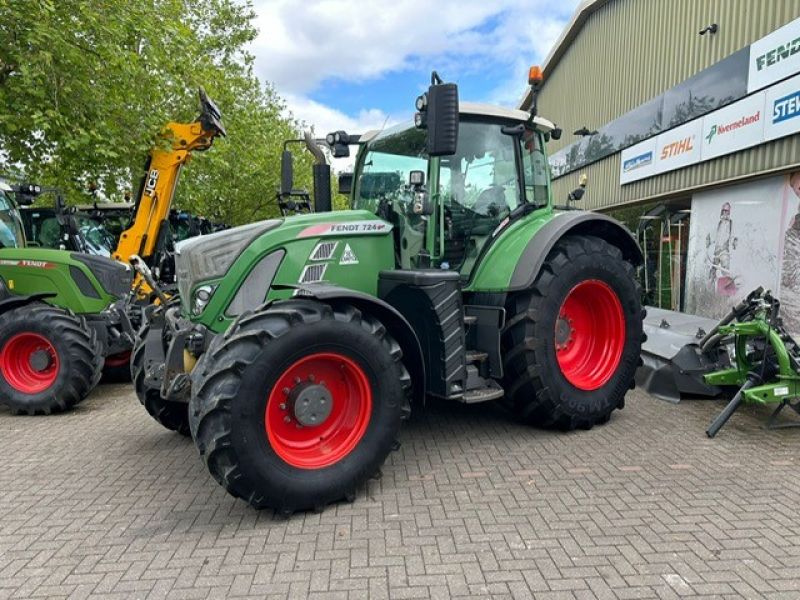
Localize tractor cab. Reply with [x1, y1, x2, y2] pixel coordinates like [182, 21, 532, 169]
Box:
[353, 105, 556, 274]
[0, 181, 26, 249]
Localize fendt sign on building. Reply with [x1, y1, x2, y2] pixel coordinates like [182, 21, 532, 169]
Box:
[748, 17, 800, 94]
[620, 17, 800, 185]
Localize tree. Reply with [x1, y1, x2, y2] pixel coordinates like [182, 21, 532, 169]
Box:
[0, 0, 313, 225]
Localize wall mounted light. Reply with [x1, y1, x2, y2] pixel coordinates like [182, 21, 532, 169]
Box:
[699, 23, 718, 35]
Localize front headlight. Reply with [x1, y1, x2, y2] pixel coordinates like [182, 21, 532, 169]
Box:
[192, 284, 217, 315]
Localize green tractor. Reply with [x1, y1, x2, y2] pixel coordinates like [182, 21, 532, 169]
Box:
[136, 72, 644, 513]
[0, 180, 134, 414]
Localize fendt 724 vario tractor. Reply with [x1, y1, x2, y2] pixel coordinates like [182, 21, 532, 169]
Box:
[136, 70, 644, 513]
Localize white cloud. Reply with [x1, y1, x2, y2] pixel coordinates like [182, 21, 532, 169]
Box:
[283, 94, 397, 137]
[282, 94, 403, 170]
[251, 0, 579, 131]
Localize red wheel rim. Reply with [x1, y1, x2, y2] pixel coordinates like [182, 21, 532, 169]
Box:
[0, 332, 60, 394]
[555, 280, 625, 391]
[265, 352, 372, 469]
[104, 351, 131, 368]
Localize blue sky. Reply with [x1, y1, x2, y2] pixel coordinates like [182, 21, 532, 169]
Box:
[250, 0, 580, 136]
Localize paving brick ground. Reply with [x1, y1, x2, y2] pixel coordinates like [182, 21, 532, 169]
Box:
[0, 385, 799, 599]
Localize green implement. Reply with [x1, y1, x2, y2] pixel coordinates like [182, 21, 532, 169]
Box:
[705, 288, 800, 437]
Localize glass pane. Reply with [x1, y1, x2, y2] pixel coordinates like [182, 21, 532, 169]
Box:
[355, 125, 427, 214]
[0, 191, 25, 248]
[521, 130, 549, 206]
[438, 121, 521, 273]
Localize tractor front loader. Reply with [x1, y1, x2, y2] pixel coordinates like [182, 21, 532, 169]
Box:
[136, 70, 645, 513]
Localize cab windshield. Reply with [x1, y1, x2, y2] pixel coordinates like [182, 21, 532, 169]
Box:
[0, 190, 25, 248]
[353, 124, 427, 214]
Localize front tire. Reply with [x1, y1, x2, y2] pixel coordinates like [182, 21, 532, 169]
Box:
[132, 323, 190, 435]
[502, 235, 643, 430]
[189, 299, 410, 513]
[0, 303, 103, 415]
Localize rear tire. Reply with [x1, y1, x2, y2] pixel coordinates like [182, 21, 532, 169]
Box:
[0, 303, 102, 415]
[132, 323, 189, 436]
[189, 299, 410, 513]
[502, 235, 643, 430]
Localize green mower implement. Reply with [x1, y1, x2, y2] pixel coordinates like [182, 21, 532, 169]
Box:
[136, 70, 645, 513]
[705, 288, 800, 437]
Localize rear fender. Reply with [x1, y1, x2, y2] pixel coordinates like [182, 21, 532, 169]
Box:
[285, 283, 426, 403]
[508, 212, 642, 292]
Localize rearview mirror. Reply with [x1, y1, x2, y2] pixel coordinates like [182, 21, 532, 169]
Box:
[415, 72, 459, 157]
[280, 150, 293, 196]
[337, 172, 353, 195]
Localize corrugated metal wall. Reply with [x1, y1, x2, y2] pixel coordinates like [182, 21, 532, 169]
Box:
[537, 0, 800, 210]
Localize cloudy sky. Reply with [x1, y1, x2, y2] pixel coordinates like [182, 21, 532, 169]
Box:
[249, 0, 580, 136]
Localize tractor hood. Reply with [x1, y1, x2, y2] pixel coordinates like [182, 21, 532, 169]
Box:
[0, 247, 132, 312]
[177, 210, 396, 329]
[174, 219, 282, 304]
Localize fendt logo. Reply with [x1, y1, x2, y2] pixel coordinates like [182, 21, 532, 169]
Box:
[622, 151, 653, 173]
[773, 90, 800, 124]
[660, 137, 694, 160]
[0, 259, 54, 269]
[755, 37, 800, 71]
[705, 111, 762, 143]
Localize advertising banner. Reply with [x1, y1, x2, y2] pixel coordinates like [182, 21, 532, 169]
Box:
[764, 72, 800, 141]
[748, 17, 800, 94]
[619, 137, 657, 185]
[779, 171, 800, 336]
[700, 92, 766, 160]
[684, 176, 786, 322]
[653, 119, 702, 176]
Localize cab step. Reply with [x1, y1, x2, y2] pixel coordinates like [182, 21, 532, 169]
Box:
[461, 379, 504, 403]
[464, 315, 478, 326]
[466, 350, 488, 364]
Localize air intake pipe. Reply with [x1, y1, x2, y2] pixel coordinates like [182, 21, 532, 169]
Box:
[303, 131, 332, 213]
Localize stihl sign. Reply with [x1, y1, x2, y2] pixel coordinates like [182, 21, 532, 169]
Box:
[660, 137, 694, 160]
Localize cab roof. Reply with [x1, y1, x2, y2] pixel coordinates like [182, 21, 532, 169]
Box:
[361, 103, 556, 143]
[460, 102, 556, 131]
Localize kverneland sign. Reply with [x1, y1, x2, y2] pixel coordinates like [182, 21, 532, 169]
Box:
[701, 92, 766, 160]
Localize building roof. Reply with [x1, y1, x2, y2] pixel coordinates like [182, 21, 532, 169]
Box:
[519, 0, 613, 110]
